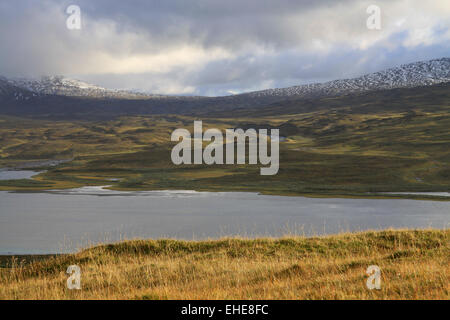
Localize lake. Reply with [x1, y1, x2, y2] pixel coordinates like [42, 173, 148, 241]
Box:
[0, 184, 448, 254]
[0, 169, 41, 180]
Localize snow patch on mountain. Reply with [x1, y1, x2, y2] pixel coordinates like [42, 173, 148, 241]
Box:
[241, 57, 450, 99]
[5, 76, 168, 100]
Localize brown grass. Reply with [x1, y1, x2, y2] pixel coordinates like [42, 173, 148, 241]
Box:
[0, 229, 448, 300]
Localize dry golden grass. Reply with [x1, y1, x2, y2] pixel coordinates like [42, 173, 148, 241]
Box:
[0, 229, 448, 300]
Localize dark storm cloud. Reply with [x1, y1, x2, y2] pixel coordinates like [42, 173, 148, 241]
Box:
[0, 0, 449, 95]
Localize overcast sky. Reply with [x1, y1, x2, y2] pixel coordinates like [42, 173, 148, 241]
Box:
[0, 0, 449, 96]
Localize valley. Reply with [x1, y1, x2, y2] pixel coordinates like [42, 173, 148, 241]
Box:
[0, 83, 449, 199]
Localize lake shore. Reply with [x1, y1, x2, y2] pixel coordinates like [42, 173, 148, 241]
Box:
[1, 229, 448, 300]
[1, 176, 449, 201]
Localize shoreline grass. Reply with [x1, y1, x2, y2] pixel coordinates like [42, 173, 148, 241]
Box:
[1, 229, 448, 300]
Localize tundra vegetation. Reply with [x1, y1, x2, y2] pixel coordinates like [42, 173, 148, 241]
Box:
[0, 230, 448, 299]
[0, 84, 449, 199]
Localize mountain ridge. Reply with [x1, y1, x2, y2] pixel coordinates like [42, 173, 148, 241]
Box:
[238, 57, 450, 99]
[0, 57, 448, 119]
[2, 57, 449, 100]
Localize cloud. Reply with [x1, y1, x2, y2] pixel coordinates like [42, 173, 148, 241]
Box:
[0, 0, 448, 95]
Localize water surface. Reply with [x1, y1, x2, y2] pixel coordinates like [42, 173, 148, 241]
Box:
[0, 169, 41, 180]
[0, 186, 448, 254]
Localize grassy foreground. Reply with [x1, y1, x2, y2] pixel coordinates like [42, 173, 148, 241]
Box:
[0, 229, 448, 300]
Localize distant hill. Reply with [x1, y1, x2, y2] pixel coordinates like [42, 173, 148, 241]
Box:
[0, 58, 448, 119]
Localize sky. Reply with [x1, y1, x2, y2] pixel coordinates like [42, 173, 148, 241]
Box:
[0, 0, 449, 96]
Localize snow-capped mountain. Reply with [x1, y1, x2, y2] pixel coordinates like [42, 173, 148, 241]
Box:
[0, 58, 448, 116]
[0, 77, 36, 101]
[239, 58, 450, 99]
[2, 58, 449, 102]
[4, 76, 169, 100]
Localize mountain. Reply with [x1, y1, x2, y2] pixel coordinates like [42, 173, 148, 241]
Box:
[4, 76, 186, 100]
[236, 57, 450, 100]
[7, 58, 450, 100]
[0, 77, 31, 98]
[0, 57, 448, 119]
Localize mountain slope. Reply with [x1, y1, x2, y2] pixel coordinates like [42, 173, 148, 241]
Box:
[5, 76, 190, 100]
[219, 82, 450, 118]
[236, 57, 450, 100]
[0, 77, 34, 100]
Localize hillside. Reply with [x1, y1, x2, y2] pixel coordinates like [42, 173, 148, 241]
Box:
[215, 81, 450, 117]
[0, 229, 448, 299]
